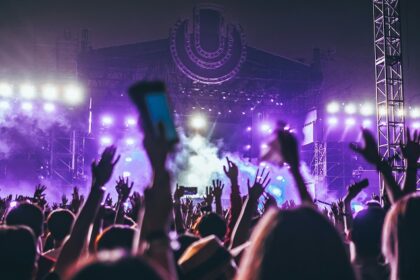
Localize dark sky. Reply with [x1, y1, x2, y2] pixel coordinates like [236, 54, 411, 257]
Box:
[0, 0, 419, 102]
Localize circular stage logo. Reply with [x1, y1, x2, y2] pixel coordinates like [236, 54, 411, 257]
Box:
[170, 5, 247, 84]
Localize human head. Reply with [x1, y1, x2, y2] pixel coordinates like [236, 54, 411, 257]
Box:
[70, 253, 163, 280]
[95, 225, 136, 252]
[350, 205, 386, 258]
[6, 202, 44, 238]
[382, 194, 420, 280]
[237, 207, 356, 280]
[0, 225, 37, 280]
[196, 212, 227, 241]
[174, 233, 200, 261]
[47, 209, 75, 242]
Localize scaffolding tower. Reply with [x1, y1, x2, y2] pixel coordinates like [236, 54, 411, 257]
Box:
[373, 0, 406, 191]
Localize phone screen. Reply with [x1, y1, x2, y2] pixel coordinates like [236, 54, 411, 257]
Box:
[144, 92, 178, 143]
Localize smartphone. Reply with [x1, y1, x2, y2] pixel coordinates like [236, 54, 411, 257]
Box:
[179, 186, 198, 195]
[129, 81, 178, 145]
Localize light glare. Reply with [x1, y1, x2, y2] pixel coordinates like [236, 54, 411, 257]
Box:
[20, 84, 36, 99]
[43, 103, 55, 112]
[344, 104, 357, 115]
[0, 83, 13, 98]
[42, 84, 58, 100]
[360, 103, 374, 116]
[326, 102, 340, 114]
[64, 84, 83, 105]
[190, 114, 207, 129]
[345, 118, 356, 126]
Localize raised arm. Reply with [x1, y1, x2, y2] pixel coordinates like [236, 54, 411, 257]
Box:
[350, 129, 403, 204]
[400, 128, 419, 195]
[223, 157, 242, 241]
[114, 177, 133, 225]
[54, 146, 120, 278]
[277, 128, 313, 205]
[173, 184, 185, 234]
[212, 179, 225, 216]
[342, 179, 369, 232]
[230, 168, 270, 249]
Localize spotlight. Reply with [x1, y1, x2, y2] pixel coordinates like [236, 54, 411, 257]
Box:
[41, 84, 58, 100]
[125, 157, 133, 162]
[0, 100, 10, 110]
[0, 83, 13, 98]
[362, 119, 372, 128]
[190, 114, 207, 130]
[276, 175, 284, 181]
[20, 84, 36, 99]
[123, 171, 131, 177]
[260, 143, 268, 150]
[378, 106, 387, 116]
[397, 108, 405, 117]
[101, 115, 114, 126]
[125, 138, 135, 145]
[345, 118, 356, 126]
[100, 136, 112, 145]
[271, 188, 282, 197]
[246, 126, 252, 132]
[21, 102, 33, 111]
[327, 117, 338, 126]
[63, 84, 84, 105]
[244, 144, 251, 150]
[260, 123, 272, 133]
[125, 117, 137, 127]
[360, 103, 374, 116]
[326, 102, 340, 114]
[43, 103, 55, 113]
[344, 103, 356, 115]
[410, 108, 419, 119]
[413, 122, 420, 129]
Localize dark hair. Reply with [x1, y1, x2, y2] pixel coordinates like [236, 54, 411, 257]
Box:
[70, 254, 163, 280]
[351, 205, 385, 257]
[197, 212, 227, 241]
[237, 207, 356, 280]
[174, 233, 199, 261]
[0, 225, 37, 280]
[6, 202, 44, 238]
[47, 209, 75, 241]
[383, 194, 420, 280]
[95, 225, 136, 252]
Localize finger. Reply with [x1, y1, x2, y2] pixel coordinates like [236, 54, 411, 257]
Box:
[349, 143, 362, 154]
[260, 167, 267, 181]
[112, 155, 121, 166]
[262, 171, 271, 185]
[254, 168, 260, 184]
[406, 127, 411, 142]
[223, 165, 228, 174]
[247, 178, 251, 190]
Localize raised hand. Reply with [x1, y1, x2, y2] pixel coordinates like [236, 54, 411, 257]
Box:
[174, 184, 185, 203]
[343, 179, 369, 202]
[60, 195, 68, 208]
[350, 129, 381, 165]
[91, 146, 120, 188]
[203, 186, 214, 206]
[211, 179, 225, 199]
[104, 193, 113, 207]
[400, 128, 420, 164]
[34, 184, 47, 199]
[115, 176, 133, 202]
[263, 192, 277, 212]
[70, 187, 84, 213]
[223, 157, 239, 183]
[247, 168, 271, 201]
[277, 128, 300, 169]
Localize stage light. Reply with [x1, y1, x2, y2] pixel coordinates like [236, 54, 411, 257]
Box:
[326, 102, 340, 114]
[100, 136, 112, 145]
[362, 119, 372, 128]
[397, 108, 405, 117]
[345, 118, 356, 126]
[246, 126, 252, 132]
[123, 171, 131, 177]
[378, 106, 387, 116]
[0, 100, 10, 110]
[43, 103, 55, 113]
[351, 202, 364, 213]
[20, 84, 36, 99]
[101, 115, 114, 126]
[360, 103, 374, 116]
[0, 83, 13, 98]
[244, 144, 251, 150]
[410, 107, 419, 119]
[63, 84, 83, 105]
[260, 143, 268, 150]
[327, 117, 338, 126]
[42, 84, 58, 100]
[271, 188, 282, 197]
[125, 138, 135, 145]
[21, 102, 33, 111]
[125, 157, 133, 162]
[276, 175, 284, 181]
[344, 103, 356, 115]
[260, 123, 272, 133]
[125, 117, 137, 127]
[413, 122, 420, 129]
[190, 114, 207, 129]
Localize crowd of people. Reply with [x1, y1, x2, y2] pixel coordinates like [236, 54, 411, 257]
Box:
[0, 84, 419, 280]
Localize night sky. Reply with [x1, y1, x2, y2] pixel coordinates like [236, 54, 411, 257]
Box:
[0, 0, 419, 102]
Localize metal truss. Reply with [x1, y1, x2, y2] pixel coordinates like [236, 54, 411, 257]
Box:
[373, 0, 406, 188]
[313, 142, 327, 199]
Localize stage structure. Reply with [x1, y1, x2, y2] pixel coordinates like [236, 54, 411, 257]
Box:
[78, 5, 323, 161]
[372, 0, 408, 193]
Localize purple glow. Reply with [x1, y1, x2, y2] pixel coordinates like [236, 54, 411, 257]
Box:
[413, 122, 420, 129]
[122, 171, 131, 177]
[362, 119, 372, 128]
[246, 126, 252, 132]
[125, 157, 133, 162]
[327, 117, 338, 126]
[0, 100, 10, 110]
[101, 115, 114, 126]
[345, 118, 356, 126]
[326, 102, 340, 114]
[42, 84, 58, 100]
[344, 103, 357, 115]
[125, 117, 137, 127]
[21, 102, 33, 111]
[43, 103, 56, 113]
[260, 123, 272, 133]
[125, 138, 135, 145]
[100, 136, 113, 145]
[244, 144, 251, 150]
